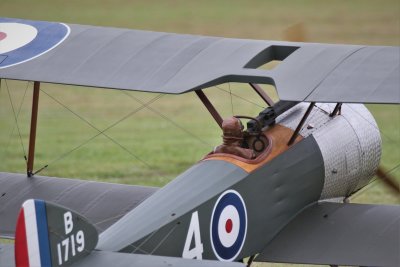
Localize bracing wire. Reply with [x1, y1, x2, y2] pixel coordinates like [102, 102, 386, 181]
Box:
[4, 80, 28, 162]
[149, 223, 179, 255]
[128, 210, 181, 255]
[91, 207, 177, 255]
[313, 103, 331, 115]
[34, 89, 165, 178]
[4, 81, 30, 155]
[131, 231, 158, 253]
[121, 91, 211, 147]
[215, 85, 266, 109]
[228, 83, 234, 116]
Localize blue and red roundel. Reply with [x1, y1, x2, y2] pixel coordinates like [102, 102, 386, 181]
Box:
[0, 18, 70, 69]
[210, 190, 247, 261]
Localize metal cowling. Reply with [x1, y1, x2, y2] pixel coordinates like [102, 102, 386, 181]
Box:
[277, 103, 381, 199]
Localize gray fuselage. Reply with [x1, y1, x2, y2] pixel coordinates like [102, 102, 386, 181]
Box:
[97, 103, 381, 262]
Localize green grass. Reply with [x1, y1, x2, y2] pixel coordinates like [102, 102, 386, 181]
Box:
[0, 0, 399, 265]
[1, 0, 399, 45]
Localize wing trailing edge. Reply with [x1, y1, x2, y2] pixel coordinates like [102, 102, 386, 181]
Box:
[256, 202, 400, 267]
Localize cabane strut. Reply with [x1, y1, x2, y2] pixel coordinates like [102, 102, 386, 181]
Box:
[287, 102, 315, 146]
[195, 89, 223, 128]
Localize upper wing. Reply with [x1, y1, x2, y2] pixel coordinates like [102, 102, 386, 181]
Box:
[1, 17, 399, 103]
[256, 202, 400, 267]
[0, 172, 157, 239]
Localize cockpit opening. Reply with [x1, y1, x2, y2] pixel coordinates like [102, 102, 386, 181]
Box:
[195, 84, 297, 163]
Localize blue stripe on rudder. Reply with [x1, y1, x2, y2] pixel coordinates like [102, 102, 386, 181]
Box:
[35, 200, 52, 267]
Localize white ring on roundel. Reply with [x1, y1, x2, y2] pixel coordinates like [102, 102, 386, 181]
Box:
[0, 23, 38, 54]
[217, 205, 240, 248]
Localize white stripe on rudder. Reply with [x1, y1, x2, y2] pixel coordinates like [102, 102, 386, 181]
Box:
[23, 200, 42, 267]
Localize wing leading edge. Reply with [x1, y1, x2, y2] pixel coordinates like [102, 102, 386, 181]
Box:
[0, 17, 398, 104]
[256, 202, 400, 267]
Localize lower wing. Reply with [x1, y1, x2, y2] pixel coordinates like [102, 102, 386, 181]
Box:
[256, 202, 400, 267]
[0, 172, 157, 239]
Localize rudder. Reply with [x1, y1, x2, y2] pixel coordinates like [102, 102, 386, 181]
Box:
[15, 199, 98, 267]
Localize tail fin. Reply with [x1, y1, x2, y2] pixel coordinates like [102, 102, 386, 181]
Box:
[15, 199, 98, 267]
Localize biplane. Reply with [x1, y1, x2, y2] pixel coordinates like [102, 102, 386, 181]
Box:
[0, 17, 399, 267]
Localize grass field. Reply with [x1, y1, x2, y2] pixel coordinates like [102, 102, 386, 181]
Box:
[1, 1, 399, 266]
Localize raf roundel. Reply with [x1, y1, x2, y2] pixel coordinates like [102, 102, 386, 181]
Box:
[210, 189, 247, 261]
[0, 18, 70, 69]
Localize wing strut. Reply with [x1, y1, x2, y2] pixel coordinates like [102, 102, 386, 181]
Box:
[27, 81, 40, 177]
[195, 90, 223, 128]
[329, 103, 342, 117]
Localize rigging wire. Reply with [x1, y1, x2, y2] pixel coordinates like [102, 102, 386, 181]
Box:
[228, 83, 234, 116]
[131, 227, 160, 254]
[313, 103, 331, 115]
[121, 91, 211, 147]
[4, 80, 28, 162]
[34, 89, 165, 178]
[93, 212, 134, 231]
[91, 207, 177, 255]
[215, 85, 266, 109]
[4, 81, 30, 155]
[149, 223, 179, 255]
[129, 210, 181, 255]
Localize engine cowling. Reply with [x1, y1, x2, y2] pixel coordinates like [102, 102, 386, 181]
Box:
[277, 103, 381, 199]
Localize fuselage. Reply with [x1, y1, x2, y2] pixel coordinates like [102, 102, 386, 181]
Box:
[96, 103, 381, 261]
